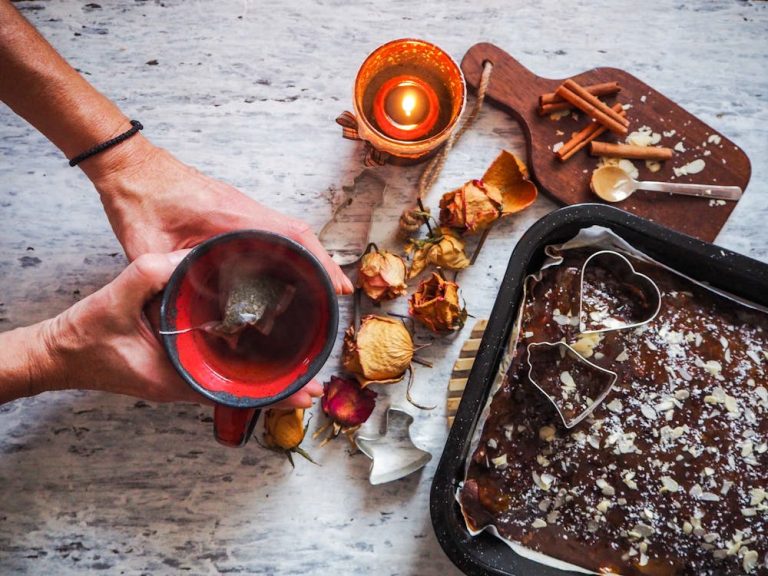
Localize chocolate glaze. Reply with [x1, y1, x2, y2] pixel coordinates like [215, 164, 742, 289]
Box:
[460, 249, 768, 575]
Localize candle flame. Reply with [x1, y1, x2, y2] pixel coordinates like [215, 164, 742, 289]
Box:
[401, 94, 416, 118]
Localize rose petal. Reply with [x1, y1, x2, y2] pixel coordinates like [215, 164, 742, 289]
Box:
[482, 150, 538, 215]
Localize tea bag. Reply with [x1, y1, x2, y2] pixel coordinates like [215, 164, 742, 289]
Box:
[216, 274, 296, 339]
[161, 268, 295, 349]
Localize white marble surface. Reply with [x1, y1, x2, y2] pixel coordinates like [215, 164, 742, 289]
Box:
[1, 1, 766, 574]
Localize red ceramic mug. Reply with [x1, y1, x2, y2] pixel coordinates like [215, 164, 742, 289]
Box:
[160, 230, 339, 447]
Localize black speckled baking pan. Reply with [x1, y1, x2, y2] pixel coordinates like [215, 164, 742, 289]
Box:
[429, 203, 768, 576]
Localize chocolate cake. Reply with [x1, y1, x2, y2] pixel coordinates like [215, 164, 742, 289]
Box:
[460, 248, 767, 575]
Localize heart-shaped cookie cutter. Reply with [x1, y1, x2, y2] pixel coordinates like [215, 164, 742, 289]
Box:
[525, 341, 618, 428]
[578, 250, 662, 335]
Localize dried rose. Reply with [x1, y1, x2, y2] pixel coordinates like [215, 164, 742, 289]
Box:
[481, 150, 537, 216]
[263, 408, 315, 466]
[406, 227, 470, 279]
[314, 376, 377, 446]
[323, 376, 377, 428]
[358, 249, 407, 302]
[264, 408, 306, 450]
[342, 315, 414, 386]
[438, 151, 537, 235]
[409, 272, 467, 333]
[439, 179, 502, 234]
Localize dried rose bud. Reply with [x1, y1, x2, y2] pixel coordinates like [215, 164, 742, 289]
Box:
[409, 272, 467, 333]
[439, 179, 503, 233]
[314, 375, 378, 447]
[406, 227, 470, 279]
[322, 376, 377, 429]
[263, 408, 315, 466]
[342, 315, 414, 386]
[264, 408, 306, 450]
[358, 249, 408, 302]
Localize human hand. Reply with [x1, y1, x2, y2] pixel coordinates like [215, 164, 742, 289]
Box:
[82, 136, 353, 296]
[37, 251, 322, 408]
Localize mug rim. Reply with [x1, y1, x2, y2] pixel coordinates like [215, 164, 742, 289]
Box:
[160, 230, 339, 409]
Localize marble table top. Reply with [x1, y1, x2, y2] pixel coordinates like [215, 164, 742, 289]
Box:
[1, 1, 766, 574]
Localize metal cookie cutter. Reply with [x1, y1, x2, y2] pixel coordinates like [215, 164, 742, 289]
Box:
[356, 406, 432, 485]
[526, 341, 618, 429]
[578, 250, 662, 335]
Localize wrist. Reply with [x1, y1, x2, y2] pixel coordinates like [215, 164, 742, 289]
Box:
[0, 319, 64, 403]
[78, 131, 158, 191]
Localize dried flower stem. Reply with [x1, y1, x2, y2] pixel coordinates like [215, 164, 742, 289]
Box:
[353, 287, 362, 334]
[406, 366, 436, 410]
[417, 198, 433, 236]
[469, 222, 494, 266]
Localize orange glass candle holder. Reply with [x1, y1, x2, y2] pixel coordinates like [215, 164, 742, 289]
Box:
[337, 38, 466, 166]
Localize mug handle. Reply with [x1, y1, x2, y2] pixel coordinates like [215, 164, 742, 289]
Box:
[213, 405, 261, 447]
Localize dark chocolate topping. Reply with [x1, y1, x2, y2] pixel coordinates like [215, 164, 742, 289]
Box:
[460, 249, 767, 576]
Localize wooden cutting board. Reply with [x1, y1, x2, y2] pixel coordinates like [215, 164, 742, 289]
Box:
[461, 43, 751, 243]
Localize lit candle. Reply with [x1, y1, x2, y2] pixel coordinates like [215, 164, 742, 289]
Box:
[372, 75, 440, 141]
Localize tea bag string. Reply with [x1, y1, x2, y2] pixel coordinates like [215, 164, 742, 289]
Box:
[400, 60, 494, 235]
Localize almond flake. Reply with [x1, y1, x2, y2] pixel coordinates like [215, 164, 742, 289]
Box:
[607, 398, 623, 413]
[633, 523, 654, 538]
[539, 426, 556, 442]
[532, 518, 547, 529]
[560, 371, 576, 390]
[661, 476, 679, 492]
[596, 478, 615, 496]
[640, 404, 657, 420]
[743, 549, 758, 573]
[690, 484, 703, 498]
[532, 471, 554, 491]
[597, 500, 611, 513]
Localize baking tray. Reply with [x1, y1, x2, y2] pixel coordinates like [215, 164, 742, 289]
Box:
[429, 203, 768, 576]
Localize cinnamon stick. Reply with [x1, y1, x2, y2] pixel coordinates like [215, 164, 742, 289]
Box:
[556, 79, 629, 135]
[557, 103, 625, 162]
[539, 81, 620, 116]
[589, 141, 674, 161]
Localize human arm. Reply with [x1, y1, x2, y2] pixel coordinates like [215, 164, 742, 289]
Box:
[0, 251, 322, 407]
[0, 0, 352, 294]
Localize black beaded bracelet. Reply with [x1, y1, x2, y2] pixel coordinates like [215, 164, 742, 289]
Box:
[68, 120, 144, 167]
